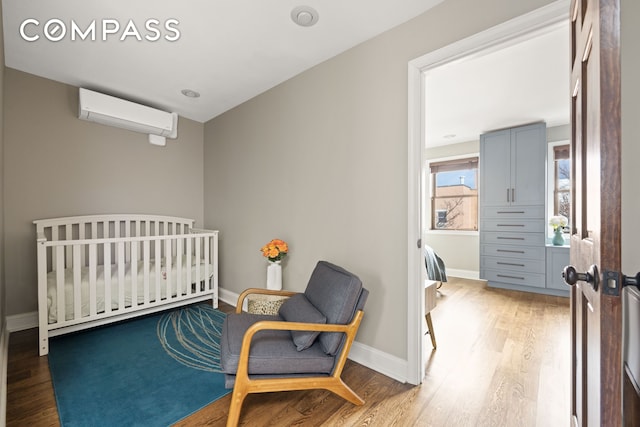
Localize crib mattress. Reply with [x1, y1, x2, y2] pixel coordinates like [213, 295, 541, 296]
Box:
[47, 257, 214, 323]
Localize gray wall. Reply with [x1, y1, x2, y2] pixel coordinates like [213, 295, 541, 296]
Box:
[3, 69, 205, 316]
[622, 0, 640, 273]
[203, 0, 556, 359]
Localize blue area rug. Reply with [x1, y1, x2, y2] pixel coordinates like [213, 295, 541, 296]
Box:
[48, 304, 229, 426]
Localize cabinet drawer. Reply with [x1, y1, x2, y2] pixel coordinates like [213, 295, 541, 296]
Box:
[481, 256, 545, 274]
[481, 205, 545, 219]
[481, 244, 545, 260]
[481, 219, 545, 233]
[482, 269, 546, 288]
[481, 231, 546, 246]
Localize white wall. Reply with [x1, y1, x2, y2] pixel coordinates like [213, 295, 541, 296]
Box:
[203, 0, 557, 360]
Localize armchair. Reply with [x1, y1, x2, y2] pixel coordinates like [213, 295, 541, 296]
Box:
[220, 261, 369, 426]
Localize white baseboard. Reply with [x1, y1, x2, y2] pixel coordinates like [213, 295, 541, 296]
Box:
[1, 321, 9, 427]
[348, 340, 408, 383]
[446, 269, 480, 280]
[6, 311, 37, 332]
[218, 287, 240, 307]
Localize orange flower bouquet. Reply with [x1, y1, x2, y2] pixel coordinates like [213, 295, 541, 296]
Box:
[261, 239, 288, 262]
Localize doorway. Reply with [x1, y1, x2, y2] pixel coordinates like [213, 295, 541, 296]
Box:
[406, 0, 570, 385]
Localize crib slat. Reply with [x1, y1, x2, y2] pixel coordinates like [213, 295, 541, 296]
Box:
[131, 240, 138, 307]
[135, 221, 141, 260]
[165, 238, 172, 300]
[186, 237, 192, 294]
[155, 239, 161, 302]
[124, 220, 131, 263]
[104, 242, 111, 314]
[117, 241, 125, 310]
[176, 237, 184, 296]
[73, 245, 82, 320]
[65, 226, 73, 269]
[79, 223, 86, 269]
[195, 236, 201, 286]
[143, 240, 150, 305]
[89, 244, 97, 316]
[56, 246, 66, 323]
[52, 227, 59, 272]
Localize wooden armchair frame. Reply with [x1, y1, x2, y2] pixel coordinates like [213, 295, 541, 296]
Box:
[226, 288, 365, 427]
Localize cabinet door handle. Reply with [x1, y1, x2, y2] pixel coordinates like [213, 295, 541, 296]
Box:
[497, 249, 525, 254]
[497, 211, 525, 214]
[511, 188, 515, 202]
[497, 236, 525, 241]
[497, 274, 525, 280]
[507, 188, 510, 202]
[497, 262, 526, 267]
[497, 224, 525, 227]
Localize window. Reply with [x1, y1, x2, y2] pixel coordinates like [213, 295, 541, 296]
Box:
[552, 144, 571, 227]
[430, 156, 479, 231]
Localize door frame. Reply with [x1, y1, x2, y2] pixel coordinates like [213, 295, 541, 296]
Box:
[406, 0, 569, 384]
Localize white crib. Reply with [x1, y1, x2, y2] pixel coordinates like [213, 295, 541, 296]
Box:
[34, 214, 219, 356]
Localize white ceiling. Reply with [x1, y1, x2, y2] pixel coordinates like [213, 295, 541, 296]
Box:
[2, 0, 445, 123]
[2, 0, 569, 141]
[425, 25, 570, 147]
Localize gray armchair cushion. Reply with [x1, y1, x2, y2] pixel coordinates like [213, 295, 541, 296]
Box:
[278, 294, 327, 351]
[304, 261, 363, 355]
[220, 312, 335, 378]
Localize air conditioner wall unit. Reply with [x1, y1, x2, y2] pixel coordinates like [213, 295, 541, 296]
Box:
[78, 88, 178, 144]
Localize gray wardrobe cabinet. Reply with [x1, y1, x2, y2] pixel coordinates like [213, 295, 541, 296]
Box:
[479, 123, 546, 207]
[479, 123, 551, 294]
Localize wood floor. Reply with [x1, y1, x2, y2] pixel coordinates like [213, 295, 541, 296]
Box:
[6, 278, 570, 426]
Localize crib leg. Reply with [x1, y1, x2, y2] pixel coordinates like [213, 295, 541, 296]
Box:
[39, 330, 49, 356]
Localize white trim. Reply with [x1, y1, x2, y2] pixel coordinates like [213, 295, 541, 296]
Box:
[407, 0, 570, 386]
[6, 311, 37, 332]
[348, 341, 407, 383]
[446, 269, 481, 281]
[426, 230, 479, 237]
[218, 287, 240, 307]
[0, 322, 8, 427]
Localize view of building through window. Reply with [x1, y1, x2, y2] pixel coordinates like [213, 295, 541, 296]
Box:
[430, 157, 478, 231]
[554, 144, 570, 226]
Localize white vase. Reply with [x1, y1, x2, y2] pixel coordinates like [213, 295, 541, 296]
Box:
[266, 261, 282, 290]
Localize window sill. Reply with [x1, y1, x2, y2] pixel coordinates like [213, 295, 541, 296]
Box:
[426, 229, 479, 237]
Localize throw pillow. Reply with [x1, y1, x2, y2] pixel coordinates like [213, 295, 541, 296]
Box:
[278, 294, 327, 351]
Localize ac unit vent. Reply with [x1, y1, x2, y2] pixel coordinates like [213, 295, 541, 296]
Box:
[78, 88, 178, 144]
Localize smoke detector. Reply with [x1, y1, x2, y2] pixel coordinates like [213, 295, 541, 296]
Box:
[291, 6, 319, 27]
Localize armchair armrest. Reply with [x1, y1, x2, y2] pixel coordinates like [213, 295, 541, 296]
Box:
[235, 310, 365, 379]
[235, 288, 298, 313]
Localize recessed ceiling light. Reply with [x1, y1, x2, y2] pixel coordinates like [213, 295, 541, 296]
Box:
[181, 89, 200, 98]
[291, 6, 319, 27]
